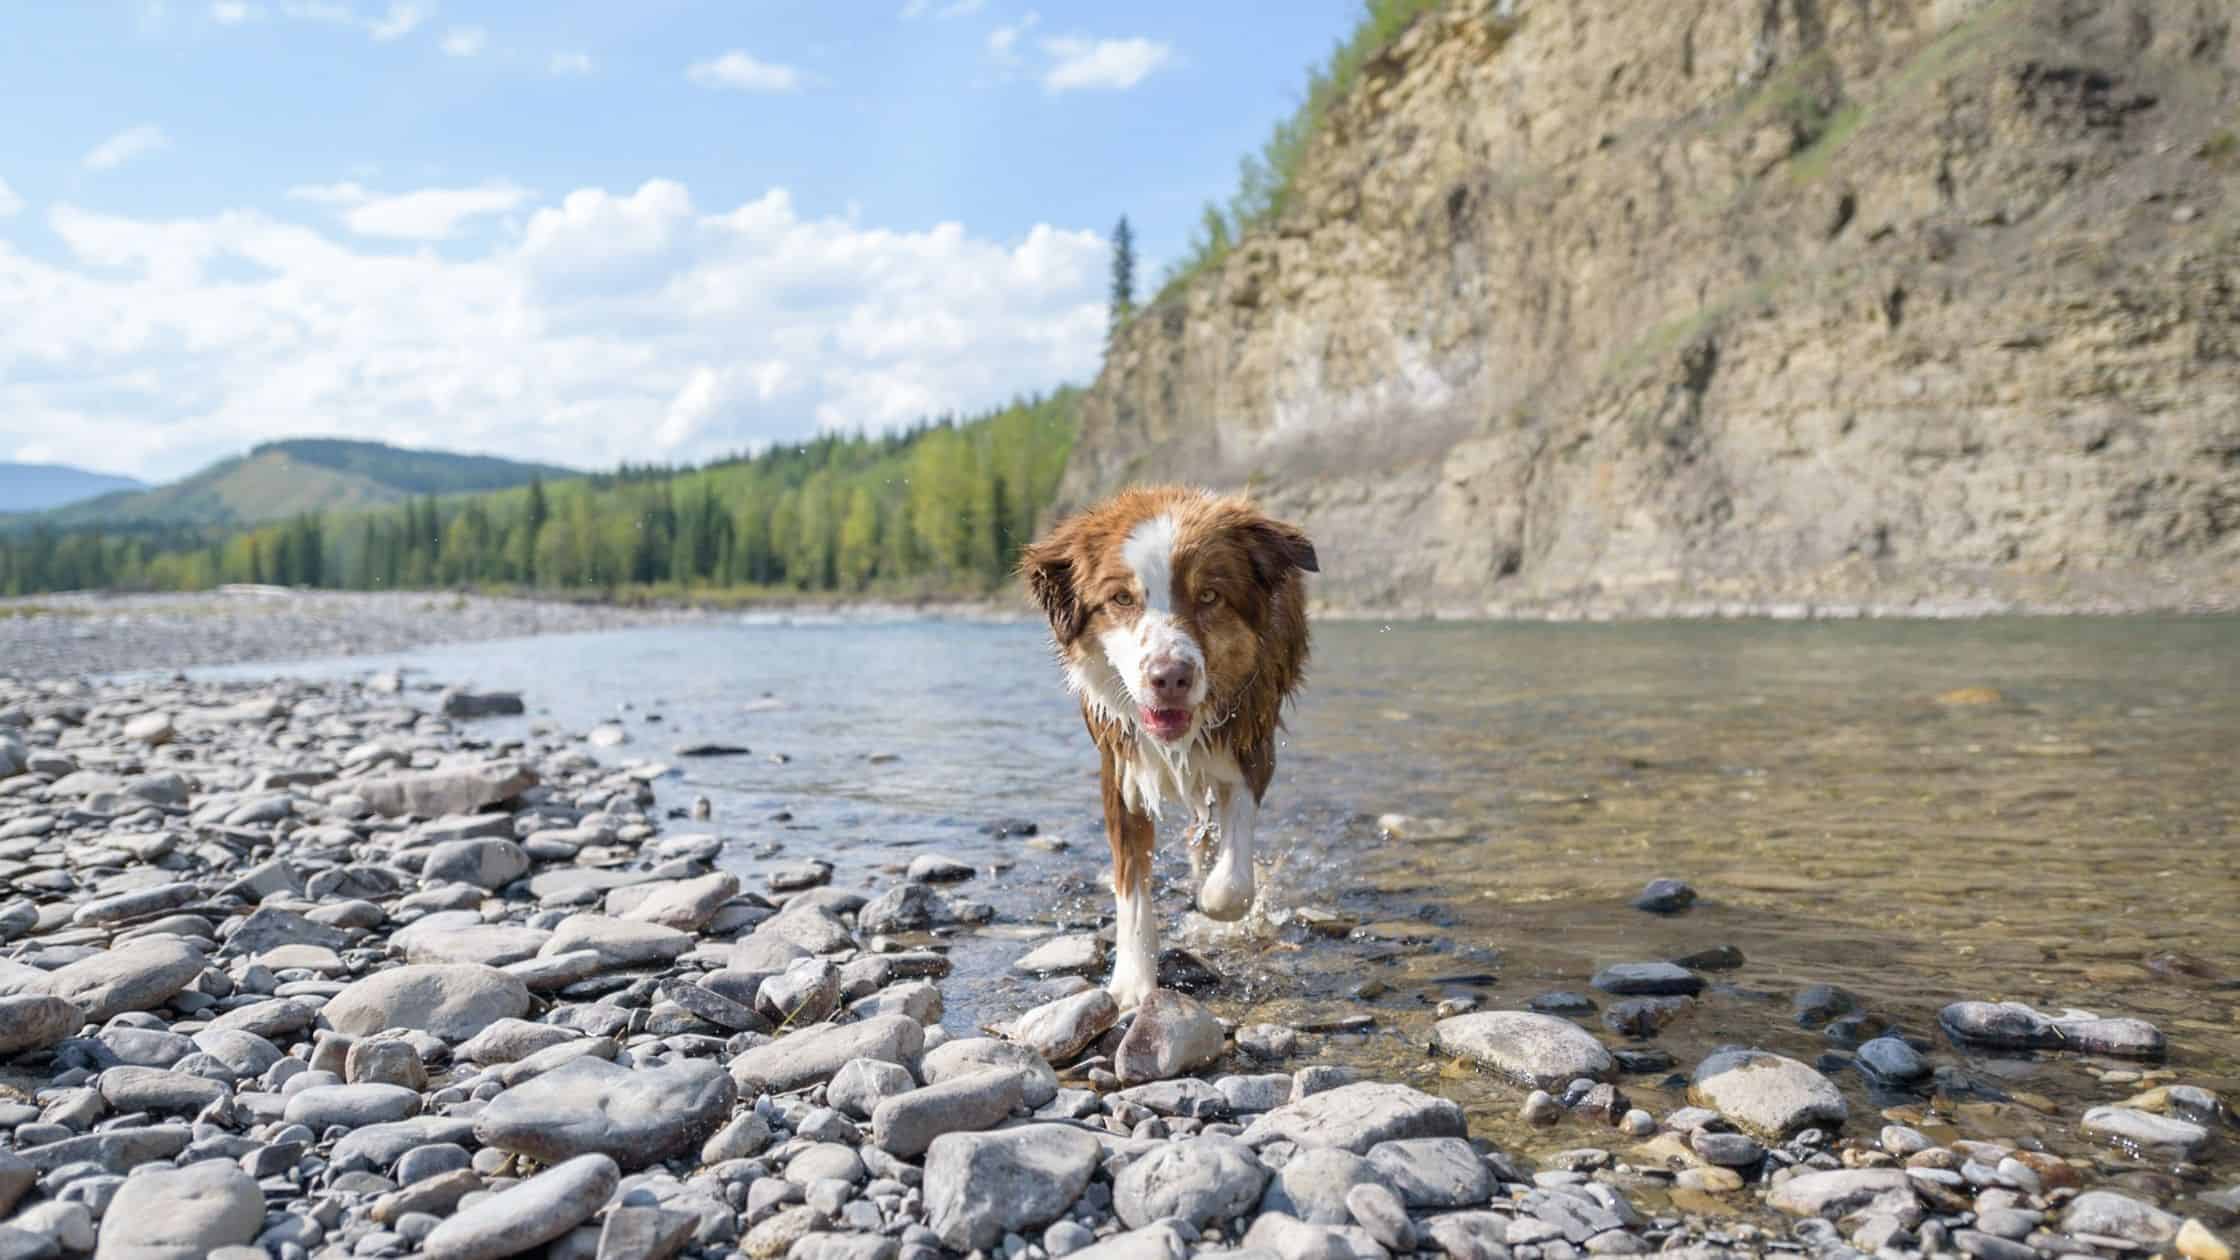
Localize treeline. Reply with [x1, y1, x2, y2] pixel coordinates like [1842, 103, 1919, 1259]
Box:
[0, 391, 1078, 598]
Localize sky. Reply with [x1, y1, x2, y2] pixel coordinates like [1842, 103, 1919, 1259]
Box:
[0, 0, 1365, 483]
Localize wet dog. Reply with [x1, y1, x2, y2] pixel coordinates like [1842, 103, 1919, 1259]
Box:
[1020, 486, 1316, 1009]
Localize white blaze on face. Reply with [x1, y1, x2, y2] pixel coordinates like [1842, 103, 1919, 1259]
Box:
[1097, 512, 1208, 714]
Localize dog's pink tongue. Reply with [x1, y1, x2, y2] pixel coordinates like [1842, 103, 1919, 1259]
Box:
[1141, 707, 1192, 740]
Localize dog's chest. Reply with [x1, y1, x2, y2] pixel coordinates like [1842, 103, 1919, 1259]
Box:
[1121, 737, 1240, 822]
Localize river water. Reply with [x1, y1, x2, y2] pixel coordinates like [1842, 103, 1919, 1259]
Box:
[199, 613, 2240, 1214]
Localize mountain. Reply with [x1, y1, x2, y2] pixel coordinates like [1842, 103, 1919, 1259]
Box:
[0, 463, 146, 513]
[43, 439, 578, 529]
[1065, 0, 2240, 615]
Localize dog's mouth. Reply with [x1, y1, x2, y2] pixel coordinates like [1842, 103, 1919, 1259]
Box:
[1138, 706, 1194, 742]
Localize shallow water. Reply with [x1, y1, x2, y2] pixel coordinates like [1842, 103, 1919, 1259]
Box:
[198, 614, 2240, 1212]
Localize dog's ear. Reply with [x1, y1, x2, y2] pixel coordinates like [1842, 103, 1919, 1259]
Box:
[1240, 516, 1319, 586]
[1020, 530, 1089, 644]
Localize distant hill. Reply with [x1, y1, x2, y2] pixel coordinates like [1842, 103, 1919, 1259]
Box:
[43, 438, 578, 528]
[0, 463, 146, 513]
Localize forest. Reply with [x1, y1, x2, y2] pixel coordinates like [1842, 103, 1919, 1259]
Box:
[0, 391, 1078, 600]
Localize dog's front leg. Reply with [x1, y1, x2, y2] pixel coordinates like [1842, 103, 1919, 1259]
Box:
[1100, 739, 1159, 1011]
[1197, 782, 1257, 921]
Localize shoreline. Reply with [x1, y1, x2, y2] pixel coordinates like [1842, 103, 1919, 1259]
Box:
[0, 667, 2224, 1260]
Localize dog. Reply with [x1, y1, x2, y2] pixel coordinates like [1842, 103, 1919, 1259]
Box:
[1020, 486, 1316, 1010]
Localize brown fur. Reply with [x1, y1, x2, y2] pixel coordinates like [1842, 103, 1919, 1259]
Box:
[1021, 486, 1315, 908]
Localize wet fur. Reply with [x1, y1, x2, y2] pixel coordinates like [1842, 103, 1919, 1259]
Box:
[1021, 486, 1315, 1007]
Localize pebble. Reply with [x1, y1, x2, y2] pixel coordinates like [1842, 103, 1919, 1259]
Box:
[421, 1152, 621, 1260]
[1432, 1010, 1615, 1088]
[474, 1055, 736, 1168]
[1687, 1049, 1847, 1138]
[1629, 879, 1696, 914]
[93, 1160, 265, 1258]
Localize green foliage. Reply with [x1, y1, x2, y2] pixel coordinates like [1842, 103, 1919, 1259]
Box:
[1158, 0, 1449, 299]
[1109, 215, 1137, 335]
[0, 392, 1080, 600]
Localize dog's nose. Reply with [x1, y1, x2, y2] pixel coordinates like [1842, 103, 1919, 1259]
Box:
[1147, 658, 1196, 704]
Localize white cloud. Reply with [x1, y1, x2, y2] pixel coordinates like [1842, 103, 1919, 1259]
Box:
[1041, 36, 1173, 92]
[340, 181, 532, 240]
[285, 181, 372, 205]
[280, 1, 425, 41]
[366, 0, 426, 40]
[988, 10, 1039, 63]
[0, 180, 21, 219]
[0, 181, 1104, 480]
[549, 51, 593, 75]
[82, 126, 169, 173]
[210, 1, 256, 23]
[439, 25, 484, 56]
[686, 50, 804, 93]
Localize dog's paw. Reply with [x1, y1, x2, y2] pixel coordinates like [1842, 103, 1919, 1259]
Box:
[1106, 972, 1156, 1013]
[1196, 859, 1255, 922]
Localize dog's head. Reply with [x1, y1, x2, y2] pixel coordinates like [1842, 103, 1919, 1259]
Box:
[1022, 487, 1316, 744]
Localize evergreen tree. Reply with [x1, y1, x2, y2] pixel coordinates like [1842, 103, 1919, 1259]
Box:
[1109, 215, 1136, 334]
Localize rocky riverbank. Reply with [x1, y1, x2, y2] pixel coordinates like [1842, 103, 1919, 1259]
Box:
[0, 592, 702, 679]
[0, 671, 2228, 1260]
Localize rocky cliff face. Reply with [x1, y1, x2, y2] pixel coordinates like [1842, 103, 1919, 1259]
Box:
[1061, 0, 2240, 614]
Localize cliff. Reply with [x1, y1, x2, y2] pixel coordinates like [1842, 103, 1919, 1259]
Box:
[1061, 0, 2240, 615]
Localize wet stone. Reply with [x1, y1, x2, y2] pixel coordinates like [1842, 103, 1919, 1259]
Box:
[1590, 962, 1704, 997]
[1687, 1050, 1846, 1139]
[1630, 879, 1696, 914]
[1433, 1010, 1614, 1089]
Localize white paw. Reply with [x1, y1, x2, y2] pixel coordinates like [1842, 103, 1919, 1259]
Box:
[1107, 970, 1155, 1012]
[1196, 857, 1255, 922]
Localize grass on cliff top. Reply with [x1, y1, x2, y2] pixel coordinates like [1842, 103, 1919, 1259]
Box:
[1149, 0, 1456, 307]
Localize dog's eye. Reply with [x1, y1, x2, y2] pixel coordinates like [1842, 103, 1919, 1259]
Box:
[1196, 589, 1219, 607]
[1110, 592, 1136, 608]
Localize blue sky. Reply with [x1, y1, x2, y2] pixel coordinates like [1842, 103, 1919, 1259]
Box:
[0, 0, 1364, 482]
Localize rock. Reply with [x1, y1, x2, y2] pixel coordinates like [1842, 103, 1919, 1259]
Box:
[398, 922, 552, 967]
[1603, 996, 1691, 1038]
[123, 711, 174, 745]
[39, 937, 205, 1022]
[1058, 1224, 1185, 1260]
[476, 1055, 735, 1169]
[422, 1153, 620, 1260]
[0, 995, 82, 1056]
[421, 837, 530, 890]
[96, 1066, 227, 1115]
[441, 689, 526, 718]
[923, 1124, 1102, 1252]
[1115, 1136, 1270, 1229]
[2082, 1106, 2210, 1157]
[859, 883, 945, 935]
[2062, 1191, 2182, 1245]
[347, 1037, 429, 1089]
[922, 1038, 1059, 1109]
[223, 905, 350, 956]
[674, 742, 749, 757]
[74, 882, 199, 926]
[1590, 962, 1704, 996]
[458, 1018, 579, 1065]
[1008, 987, 1119, 1063]
[907, 853, 975, 882]
[1791, 984, 1857, 1027]
[758, 958, 842, 1026]
[1423, 1212, 1510, 1260]
[1257, 1149, 1392, 1225]
[1432, 1010, 1614, 1088]
[1766, 1169, 1918, 1220]
[1687, 1049, 1846, 1138]
[1244, 1082, 1468, 1154]
[1344, 1183, 1414, 1253]
[0, 1152, 32, 1217]
[620, 872, 739, 932]
[767, 861, 832, 892]
[2178, 1220, 2232, 1260]
[873, 1069, 1026, 1158]
[1630, 879, 1695, 913]
[1521, 1090, 1563, 1126]
[599, 1206, 702, 1260]
[702, 1110, 772, 1163]
[540, 914, 692, 970]
[93, 1160, 263, 1259]
[1689, 1131, 1764, 1167]
[1016, 934, 1106, 976]
[1856, 1036, 1931, 1081]
[359, 761, 536, 818]
[743, 1207, 820, 1260]
[324, 964, 531, 1040]
[730, 1014, 925, 1093]
[1115, 989, 1224, 1084]
[1939, 1001, 2165, 1058]
[284, 1083, 422, 1129]
[828, 1058, 918, 1120]
[1364, 1137, 1491, 1208]
[787, 1235, 895, 1260]
[1240, 1211, 1387, 1260]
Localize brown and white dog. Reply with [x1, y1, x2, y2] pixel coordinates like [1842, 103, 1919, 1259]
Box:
[1021, 486, 1316, 1010]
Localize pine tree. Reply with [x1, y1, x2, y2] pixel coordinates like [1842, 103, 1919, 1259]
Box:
[1109, 215, 1136, 335]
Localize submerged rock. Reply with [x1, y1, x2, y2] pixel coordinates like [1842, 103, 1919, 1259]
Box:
[1688, 1049, 1846, 1138]
[1432, 1010, 1614, 1088]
